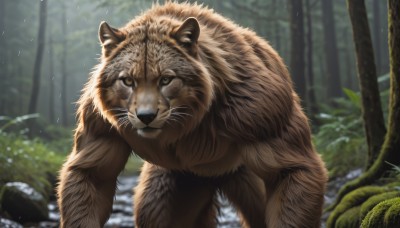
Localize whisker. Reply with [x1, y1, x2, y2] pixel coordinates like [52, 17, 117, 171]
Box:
[104, 108, 129, 113]
[166, 117, 185, 127]
[114, 113, 128, 117]
[172, 112, 193, 118]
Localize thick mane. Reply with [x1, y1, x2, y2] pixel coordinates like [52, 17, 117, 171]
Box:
[144, 2, 295, 141]
[98, 2, 295, 142]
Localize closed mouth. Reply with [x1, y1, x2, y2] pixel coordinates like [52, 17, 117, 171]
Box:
[141, 127, 160, 131]
[137, 127, 162, 138]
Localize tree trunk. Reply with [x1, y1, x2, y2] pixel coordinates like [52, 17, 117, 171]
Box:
[328, 0, 400, 211]
[18, 63, 23, 114]
[383, 0, 400, 174]
[28, 0, 47, 115]
[272, 0, 281, 60]
[347, 0, 386, 169]
[373, 0, 381, 74]
[0, 0, 6, 114]
[343, 28, 354, 90]
[61, 3, 68, 126]
[321, 0, 342, 99]
[305, 0, 319, 123]
[288, 0, 306, 105]
[49, 32, 55, 124]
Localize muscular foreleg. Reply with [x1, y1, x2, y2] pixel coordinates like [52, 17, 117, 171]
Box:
[57, 133, 131, 227]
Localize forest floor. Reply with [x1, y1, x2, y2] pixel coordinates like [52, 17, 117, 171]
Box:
[1, 169, 362, 228]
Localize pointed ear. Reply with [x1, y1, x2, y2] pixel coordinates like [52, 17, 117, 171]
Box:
[98, 21, 125, 53]
[174, 17, 200, 46]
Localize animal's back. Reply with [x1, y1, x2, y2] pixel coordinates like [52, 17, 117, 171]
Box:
[133, 2, 291, 82]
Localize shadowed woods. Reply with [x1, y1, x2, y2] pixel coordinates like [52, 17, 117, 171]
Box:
[0, 0, 399, 227]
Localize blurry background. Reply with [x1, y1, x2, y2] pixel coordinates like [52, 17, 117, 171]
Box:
[0, 0, 398, 227]
[0, 0, 389, 126]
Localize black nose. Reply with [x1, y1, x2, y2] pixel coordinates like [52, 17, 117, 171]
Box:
[137, 110, 157, 125]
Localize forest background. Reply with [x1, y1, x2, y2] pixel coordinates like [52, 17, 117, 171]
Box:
[1, 0, 399, 227]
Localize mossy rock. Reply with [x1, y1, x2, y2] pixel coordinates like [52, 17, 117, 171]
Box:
[335, 206, 361, 228]
[0, 182, 48, 223]
[326, 186, 385, 228]
[361, 197, 400, 228]
[360, 191, 400, 220]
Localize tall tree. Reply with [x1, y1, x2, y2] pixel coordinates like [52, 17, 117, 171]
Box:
[0, 0, 6, 114]
[328, 0, 400, 210]
[342, 28, 354, 90]
[305, 0, 319, 122]
[372, 0, 381, 74]
[288, 0, 306, 104]
[347, 0, 386, 169]
[48, 32, 55, 124]
[61, 2, 68, 126]
[28, 0, 47, 115]
[321, 0, 342, 99]
[272, 0, 281, 60]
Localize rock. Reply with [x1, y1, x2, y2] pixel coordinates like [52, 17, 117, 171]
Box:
[0, 217, 23, 228]
[105, 213, 135, 228]
[0, 182, 48, 223]
[38, 221, 59, 228]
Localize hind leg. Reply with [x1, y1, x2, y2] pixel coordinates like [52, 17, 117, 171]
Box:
[219, 166, 266, 228]
[242, 140, 327, 228]
[134, 162, 218, 228]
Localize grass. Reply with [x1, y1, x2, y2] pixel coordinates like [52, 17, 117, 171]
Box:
[0, 131, 65, 197]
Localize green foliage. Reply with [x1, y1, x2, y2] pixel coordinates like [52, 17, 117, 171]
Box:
[0, 114, 39, 132]
[326, 186, 385, 228]
[386, 162, 400, 178]
[0, 132, 64, 197]
[42, 124, 73, 154]
[343, 88, 361, 109]
[314, 89, 367, 177]
[361, 197, 400, 228]
[0, 115, 66, 197]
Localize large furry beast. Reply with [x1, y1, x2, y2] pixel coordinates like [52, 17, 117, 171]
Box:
[57, 2, 327, 228]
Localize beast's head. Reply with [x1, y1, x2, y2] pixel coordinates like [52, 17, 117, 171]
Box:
[94, 17, 213, 140]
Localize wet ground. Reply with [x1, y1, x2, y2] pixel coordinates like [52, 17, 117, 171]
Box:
[2, 169, 362, 228]
[41, 175, 241, 228]
[105, 176, 241, 228]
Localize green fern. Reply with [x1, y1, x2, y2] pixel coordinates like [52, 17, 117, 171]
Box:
[314, 88, 366, 177]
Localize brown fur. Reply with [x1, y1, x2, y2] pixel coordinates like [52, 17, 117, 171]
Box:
[57, 2, 328, 227]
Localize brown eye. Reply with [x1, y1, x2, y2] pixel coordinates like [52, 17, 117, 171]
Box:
[160, 77, 173, 86]
[121, 77, 134, 87]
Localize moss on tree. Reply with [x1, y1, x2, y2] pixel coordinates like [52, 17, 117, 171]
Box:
[335, 206, 361, 228]
[360, 191, 400, 220]
[384, 198, 400, 227]
[326, 186, 385, 228]
[361, 197, 400, 228]
[385, 182, 400, 188]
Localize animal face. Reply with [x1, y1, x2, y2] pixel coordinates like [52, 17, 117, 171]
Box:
[96, 18, 213, 139]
